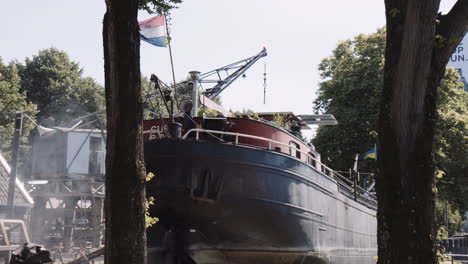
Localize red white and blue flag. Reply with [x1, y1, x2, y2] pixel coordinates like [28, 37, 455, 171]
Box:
[139, 15, 167, 47]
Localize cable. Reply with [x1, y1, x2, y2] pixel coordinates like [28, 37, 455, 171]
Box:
[263, 62, 267, 104]
[58, 110, 106, 127]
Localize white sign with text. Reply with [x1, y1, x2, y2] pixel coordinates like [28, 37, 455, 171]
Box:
[448, 33, 468, 91]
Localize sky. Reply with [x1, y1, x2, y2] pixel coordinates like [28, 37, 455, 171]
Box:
[0, 0, 459, 117]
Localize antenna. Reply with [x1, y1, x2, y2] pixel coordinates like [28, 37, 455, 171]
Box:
[263, 62, 267, 104]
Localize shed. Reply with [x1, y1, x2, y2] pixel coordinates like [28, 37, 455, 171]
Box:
[31, 128, 106, 180]
[0, 154, 34, 220]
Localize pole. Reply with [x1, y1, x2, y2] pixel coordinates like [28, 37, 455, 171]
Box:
[7, 111, 23, 218]
[189, 71, 200, 117]
[164, 13, 177, 115]
[362, 174, 367, 190]
[445, 200, 449, 230]
[353, 154, 359, 201]
[263, 63, 267, 104]
[353, 171, 358, 201]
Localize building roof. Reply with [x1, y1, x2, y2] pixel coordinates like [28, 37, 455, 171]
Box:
[37, 125, 105, 137]
[0, 154, 34, 207]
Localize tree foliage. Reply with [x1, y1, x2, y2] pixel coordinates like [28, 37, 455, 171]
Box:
[16, 48, 104, 126]
[313, 28, 385, 172]
[0, 58, 38, 162]
[435, 199, 465, 236]
[435, 68, 468, 213]
[313, 29, 467, 227]
[138, 0, 182, 14]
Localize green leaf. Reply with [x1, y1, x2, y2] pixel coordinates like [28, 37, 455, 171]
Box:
[435, 34, 447, 48]
[146, 172, 155, 182]
[435, 170, 445, 179]
[389, 8, 400, 18]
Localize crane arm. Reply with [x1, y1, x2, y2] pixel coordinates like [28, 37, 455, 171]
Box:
[199, 48, 267, 99]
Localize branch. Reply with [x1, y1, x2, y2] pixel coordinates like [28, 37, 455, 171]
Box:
[436, 0, 468, 63]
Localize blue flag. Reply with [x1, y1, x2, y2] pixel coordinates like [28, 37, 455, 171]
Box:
[363, 147, 376, 159]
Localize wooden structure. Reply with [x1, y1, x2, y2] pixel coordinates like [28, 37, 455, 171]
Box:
[0, 219, 30, 263]
[29, 128, 105, 252]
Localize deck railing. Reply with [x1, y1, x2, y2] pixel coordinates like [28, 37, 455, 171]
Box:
[182, 128, 377, 202]
[445, 254, 468, 263]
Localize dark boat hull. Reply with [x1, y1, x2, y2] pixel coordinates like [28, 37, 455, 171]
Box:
[145, 139, 377, 264]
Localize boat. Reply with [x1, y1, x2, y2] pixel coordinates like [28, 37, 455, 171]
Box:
[142, 49, 377, 263]
[143, 115, 377, 264]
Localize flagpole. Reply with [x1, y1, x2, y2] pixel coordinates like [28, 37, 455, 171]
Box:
[164, 12, 178, 115]
[375, 143, 377, 160]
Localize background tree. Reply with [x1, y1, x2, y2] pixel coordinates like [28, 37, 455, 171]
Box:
[313, 28, 385, 173]
[103, 0, 181, 263]
[435, 68, 468, 232]
[435, 200, 465, 237]
[0, 58, 38, 163]
[313, 29, 467, 234]
[17, 48, 104, 126]
[377, 1, 468, 263]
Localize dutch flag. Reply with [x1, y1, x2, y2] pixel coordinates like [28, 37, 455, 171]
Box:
[139, 15, 167, 47]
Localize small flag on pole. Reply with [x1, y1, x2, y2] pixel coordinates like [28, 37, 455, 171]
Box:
[139, 15, 167, 47]
[363, 147, 377, 160]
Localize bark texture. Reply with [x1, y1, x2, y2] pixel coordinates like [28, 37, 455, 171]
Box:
[377, 1, 468, 263]
[103, 0, 147, 263]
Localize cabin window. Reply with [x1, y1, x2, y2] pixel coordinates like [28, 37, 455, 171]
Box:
[89, 136, 103, 175]
[307, 152, 316, 167]
[289, 141, 300, 159]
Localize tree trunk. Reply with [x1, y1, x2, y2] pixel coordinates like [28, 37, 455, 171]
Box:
[103, 0, 147, 263]
[377, 1, 468, 263]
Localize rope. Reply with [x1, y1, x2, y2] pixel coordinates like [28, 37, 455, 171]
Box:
[58, 110, 106, 127]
